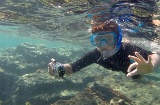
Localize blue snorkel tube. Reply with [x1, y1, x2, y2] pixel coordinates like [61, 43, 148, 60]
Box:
[116, 25, 122, 51]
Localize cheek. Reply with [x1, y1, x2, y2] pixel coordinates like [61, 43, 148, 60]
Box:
[103, 44, 116, 49]
[111, 45, 116, 49]
[104, 46, 115, 50]
[97, 45, 115, 51]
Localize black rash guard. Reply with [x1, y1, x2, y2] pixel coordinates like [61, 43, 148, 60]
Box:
[70, 42, 152, 75]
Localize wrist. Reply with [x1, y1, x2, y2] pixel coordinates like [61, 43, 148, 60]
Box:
[57, 64, 66, 79]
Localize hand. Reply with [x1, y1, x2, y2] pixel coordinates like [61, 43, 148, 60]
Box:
[48, 62, 55, 76]
[48, 58, 57, 76]
[48, 59, 66, 79]
[127, 52, 154, 78]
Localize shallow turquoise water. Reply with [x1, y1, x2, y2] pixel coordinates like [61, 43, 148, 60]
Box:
[0, 25, 82, 49]
[0, 1, 160, 105]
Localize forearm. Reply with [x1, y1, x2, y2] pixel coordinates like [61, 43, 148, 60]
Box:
[151, 53, 160, 71]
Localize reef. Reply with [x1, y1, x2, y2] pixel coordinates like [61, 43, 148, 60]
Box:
[0, 43, 86, 75]
[0, 43, 160, 105]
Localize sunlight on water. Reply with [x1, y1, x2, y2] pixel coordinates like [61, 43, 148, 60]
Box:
[0, 25, 82, 49]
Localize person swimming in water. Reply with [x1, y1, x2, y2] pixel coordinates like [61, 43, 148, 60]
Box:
[48, 0, 160, 79]
[48, 20, 160, 80]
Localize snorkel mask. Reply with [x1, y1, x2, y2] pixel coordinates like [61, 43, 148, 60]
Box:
[102, 25, 122, 59]
[90, 25, 122, 59]
[90, 32, 117, 47]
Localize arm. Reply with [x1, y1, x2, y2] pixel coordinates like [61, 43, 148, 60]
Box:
[48, 48, 101, 76]
[48, 62, 73, 75]
[127, 51, 160, 77]
[64, 48, 101, 74]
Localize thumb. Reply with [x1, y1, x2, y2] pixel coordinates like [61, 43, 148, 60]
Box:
[148, 55, 152, 64]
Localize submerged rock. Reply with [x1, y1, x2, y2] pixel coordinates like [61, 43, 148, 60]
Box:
[0, 68, 15, 105]
[110, 97, 129, 105]
[0, 43, 86, 75]
[0, 43, 160, 105]
[53, 88, 110, 105]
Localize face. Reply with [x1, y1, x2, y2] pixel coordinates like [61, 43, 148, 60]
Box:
[97, 43, 116, 52]
[90, 32, 117, 52]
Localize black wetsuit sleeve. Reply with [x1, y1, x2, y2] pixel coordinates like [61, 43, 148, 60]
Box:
[124, 43, 153, 60]
[70, 48, 101, 73]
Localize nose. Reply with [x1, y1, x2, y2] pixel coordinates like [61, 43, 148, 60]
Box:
[101, 40, 108, 47]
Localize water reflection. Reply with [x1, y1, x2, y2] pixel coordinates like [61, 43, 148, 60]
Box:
[0, 24, 83, 49]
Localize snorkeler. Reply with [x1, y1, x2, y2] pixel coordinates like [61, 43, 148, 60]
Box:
[48, 0, 160, 79]
[48, 20, 160, 80]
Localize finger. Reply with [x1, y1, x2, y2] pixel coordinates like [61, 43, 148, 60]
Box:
[128, 55, 141, 64]
[127, 69, 139, 77]
[135, 52, 146, 63]
[148, 55, 152, 64]
[127, 62, 138, 72]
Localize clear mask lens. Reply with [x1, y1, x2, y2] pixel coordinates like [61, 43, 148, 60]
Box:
[91, 32, 117, 46]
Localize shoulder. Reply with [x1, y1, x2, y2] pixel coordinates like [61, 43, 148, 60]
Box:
[122, 42, 136, 47]
[121, 42, 146, 50]
[121, 42, 152, 55]
[121, 42, 138, 51]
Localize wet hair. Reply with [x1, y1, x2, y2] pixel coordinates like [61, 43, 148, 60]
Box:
[92, 21, 119, 34]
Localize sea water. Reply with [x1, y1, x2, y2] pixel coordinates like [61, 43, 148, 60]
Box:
[0, 1, 160, 105]
[0, 24, 82, 49]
